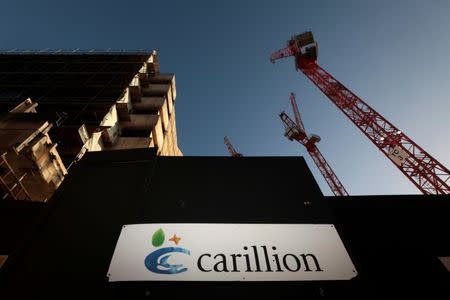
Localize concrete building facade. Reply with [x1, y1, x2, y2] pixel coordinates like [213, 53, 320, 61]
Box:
[0, 50, 182, 202]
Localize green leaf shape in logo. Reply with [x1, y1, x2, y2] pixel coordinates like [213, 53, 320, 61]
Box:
[152, 228, 165, 247]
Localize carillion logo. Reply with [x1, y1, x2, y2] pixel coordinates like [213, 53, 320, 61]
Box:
[145, 228, 324, 275]
[145, 228, 190, 274]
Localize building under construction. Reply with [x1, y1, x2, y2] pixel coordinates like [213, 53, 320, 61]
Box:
[0, 50, 182, 202]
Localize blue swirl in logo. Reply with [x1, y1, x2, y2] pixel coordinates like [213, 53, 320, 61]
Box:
[145, 247, 190, 274]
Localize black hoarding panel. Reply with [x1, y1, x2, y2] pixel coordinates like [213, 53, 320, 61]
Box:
[136, 156, 330, 224]
[0, 200, 44, 254]
[2, 150, 344, 298]
[328, 196, 450, 299]
[2, 149, 449, 298]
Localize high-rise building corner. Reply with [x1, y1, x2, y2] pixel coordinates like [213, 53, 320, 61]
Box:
[0, 49, 182, 201]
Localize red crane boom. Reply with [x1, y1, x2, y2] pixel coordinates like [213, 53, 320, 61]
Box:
[280, 93, 348, 196]
[224, 136, 243, 157]
[271, 32, 450, 194]
[290, 92, 305, 133]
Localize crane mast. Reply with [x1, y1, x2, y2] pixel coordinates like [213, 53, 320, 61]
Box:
[224, 136, 243, 157]
[271, 32, 450, 194]
[280, 93, 349, 196]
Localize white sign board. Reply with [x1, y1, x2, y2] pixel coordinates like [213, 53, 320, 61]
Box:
[107, 224, 357, 282]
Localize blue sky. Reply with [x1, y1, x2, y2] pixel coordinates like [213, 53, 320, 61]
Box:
[1, 0, 449, 195]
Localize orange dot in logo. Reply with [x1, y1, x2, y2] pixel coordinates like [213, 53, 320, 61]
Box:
[169, 234, 181, 245]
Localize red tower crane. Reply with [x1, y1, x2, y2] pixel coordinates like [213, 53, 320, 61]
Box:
[271, 32, 450, 195]
[281, 93, 349, 196]
[224, 136, 243, 157]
